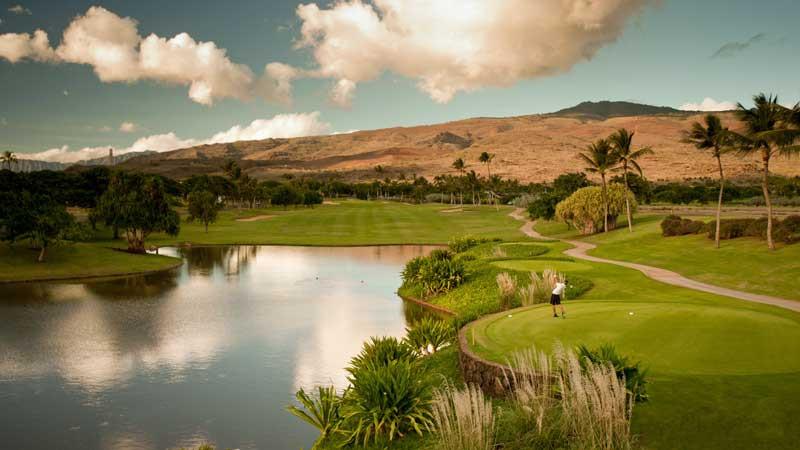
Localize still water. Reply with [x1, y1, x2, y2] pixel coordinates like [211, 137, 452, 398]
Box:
[0, 245, 437, 450]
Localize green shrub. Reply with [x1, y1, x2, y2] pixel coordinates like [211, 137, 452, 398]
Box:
[348, 337, 416, 374]
[660, 215, 706, 237]
[429, 248, 454, 261]
[777, 215, 800, 243]
[448, 235, 487, 253]
[576, 343, 649, 402]
[417, 257, 466, 297]
[341, 359, 435, 446]
[555, 184, 636, 234]
[404, 317, 456, 355]
[709, 218, 752, 240]
[401, 256, 426, 284]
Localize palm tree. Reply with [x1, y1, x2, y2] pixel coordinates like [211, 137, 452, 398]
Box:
[578, 139, 620, 233]
[609, 129, 653, 232]
[452, 157, 466, 207]
[1, 151, 18, 170]
[682, 115, 732, 248]
[479, 151, 495, 177]
[731, 93, 800, 250]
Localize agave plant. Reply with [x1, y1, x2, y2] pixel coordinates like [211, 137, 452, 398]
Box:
[341, 359, 435, 446]
[348, 336, 417, 375]
[404, 317, 455, 355]
[286, 385, 343, 449]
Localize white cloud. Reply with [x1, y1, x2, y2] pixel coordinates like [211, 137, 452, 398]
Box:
[119, 121, 137, 133]
[22, 112, 331, 163]
[8, 4, 32, 15]
[280, 0, 653, 105]
[0, 6, 281, 106]
[679, 97, 737, 112]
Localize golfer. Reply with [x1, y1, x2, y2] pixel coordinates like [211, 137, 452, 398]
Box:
[551, 278, 567, 318]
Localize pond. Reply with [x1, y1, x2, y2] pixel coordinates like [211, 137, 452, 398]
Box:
[0, 245, 439, 450]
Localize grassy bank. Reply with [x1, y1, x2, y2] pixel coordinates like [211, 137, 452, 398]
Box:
[534, 215, 800, 300]
[0, 242, 181, 283]
[454, 239, 800, 449]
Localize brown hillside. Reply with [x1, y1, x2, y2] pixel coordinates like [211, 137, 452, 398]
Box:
[119, 112, 800, 183]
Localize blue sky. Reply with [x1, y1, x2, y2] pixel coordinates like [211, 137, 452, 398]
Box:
[1, 0, 798, 162]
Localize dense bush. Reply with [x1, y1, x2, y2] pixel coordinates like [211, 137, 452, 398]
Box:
[348, 337, 416, 374]
[660, 215, 706, 237]
[577, 344, 649, 402]
[448, 235, 487, 253]
[417, 258, 466, 296]
[777, 215, 800, 243]
[707, 216, 800, 244]
[555, 183, 636, 234]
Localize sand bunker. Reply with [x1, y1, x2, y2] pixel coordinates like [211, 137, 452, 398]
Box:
[439, 207, 466, 213]
[323, 201, 340, 205]
[236, 215, 275, 222]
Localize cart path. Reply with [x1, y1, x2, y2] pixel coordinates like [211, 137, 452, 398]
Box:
[510, 208, 800, 313]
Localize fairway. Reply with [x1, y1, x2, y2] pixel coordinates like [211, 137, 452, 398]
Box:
[150, 200, 523, 246]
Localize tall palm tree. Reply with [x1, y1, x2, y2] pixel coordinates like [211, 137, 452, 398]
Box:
[452, 157, 466, 207]
[731, 93, 800, 250]
[478, 151, 495, 177]
[609, 129, 653, 232]
[682, 115, 732, 248]
[1, 151, 18, 170]
[578, 139, 620, 233]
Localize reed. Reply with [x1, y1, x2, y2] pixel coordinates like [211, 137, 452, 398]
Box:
[432, 383, 496, 450]
[496, 272, 517, 310]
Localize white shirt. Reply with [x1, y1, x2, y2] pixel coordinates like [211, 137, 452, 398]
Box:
[552, 282, 566, 296]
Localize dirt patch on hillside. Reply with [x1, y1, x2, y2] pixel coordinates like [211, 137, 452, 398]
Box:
[236, 215, 275, 222]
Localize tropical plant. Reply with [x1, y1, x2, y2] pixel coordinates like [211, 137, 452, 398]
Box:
[448, 234, 485, 253]
[341, 359, 435, 446]
[479, 151, 495, 177]
[404, 317, 455, 355]
[730, 93, 800, 249]
[683, 115, 733, 247]
[609, 129, 653, 232]
[187, 190, 221, 232]
[286, 386, 343, 449]
[416, 257, 466, 296]
[576, 343, 649, 402]
[452, 158, 466, 206]
[496, 272, 518, 310]
[348, 337, 416, 374]
[1, 150, 18, 170]
[432, 382, 496, 450]
[401, 256, 426, 284]
[578, 139, 621, 232]
[555, 184, 635, 235]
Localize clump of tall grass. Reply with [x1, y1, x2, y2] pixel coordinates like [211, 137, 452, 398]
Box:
[504, 344, 634, 450]
[432, 382, 495, 450]
[404, 317, 455, 356]
[496, 272, 517, 310]
[518, 269, 565, 306]
[492, 245, 507, 258]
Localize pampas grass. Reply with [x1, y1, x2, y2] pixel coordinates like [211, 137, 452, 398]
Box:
[432, 383, 495, 450]
[504, 345, 634, 450]
[496, 272, 517, 310]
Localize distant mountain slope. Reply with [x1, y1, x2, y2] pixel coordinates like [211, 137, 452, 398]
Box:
[118, 103, 800, 183]
[12, 151, 155, 172]
[551, 101, 686, 119]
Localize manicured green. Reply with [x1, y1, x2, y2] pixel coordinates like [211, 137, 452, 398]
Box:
[464, 241, 800, 449]
[535, 214, 800, 300]
[150, 200, 522, 246]
[0, 242, 180, 282]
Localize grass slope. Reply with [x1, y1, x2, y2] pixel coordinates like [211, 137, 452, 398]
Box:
[0, 243, 180, 282]
[534, 214, 800, 300]
[463, 242, 800, 449]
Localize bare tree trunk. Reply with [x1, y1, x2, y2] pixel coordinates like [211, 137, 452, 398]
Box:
[38, 246, 46, 263]
[623, 167, 633, 232]
[714, 155, 725, 249]
[601, 173, 609, 233]
[762, 152, 774, 250]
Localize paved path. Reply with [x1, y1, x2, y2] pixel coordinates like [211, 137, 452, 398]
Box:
[510, 209, 800, 313]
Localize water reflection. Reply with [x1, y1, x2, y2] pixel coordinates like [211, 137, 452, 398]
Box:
[0, 245, 438, 450]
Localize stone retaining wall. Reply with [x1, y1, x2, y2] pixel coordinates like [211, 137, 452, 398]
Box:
[458, 326, 518, 397]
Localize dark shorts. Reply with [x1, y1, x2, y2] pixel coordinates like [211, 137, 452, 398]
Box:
[550, 294, 561, 305]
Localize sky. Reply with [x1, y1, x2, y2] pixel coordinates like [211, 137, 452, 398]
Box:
[0, 0, 798, 163]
